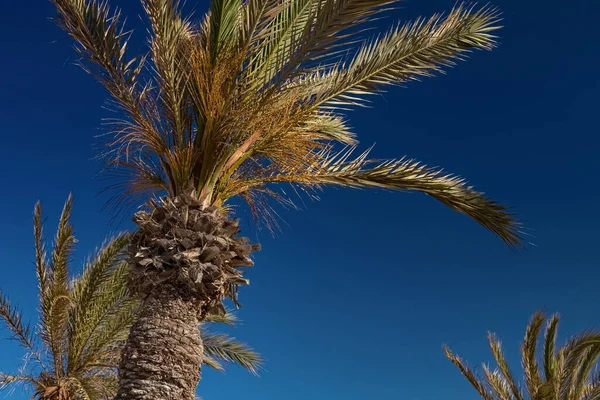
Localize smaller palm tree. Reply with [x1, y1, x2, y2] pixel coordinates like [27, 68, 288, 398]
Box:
[444, 311, 600, 400]
[0, 196, 261, 400]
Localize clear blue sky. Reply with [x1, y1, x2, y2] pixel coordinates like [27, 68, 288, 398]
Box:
[1, 0, 598, 399]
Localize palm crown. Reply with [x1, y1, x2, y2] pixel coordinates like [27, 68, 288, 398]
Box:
[52, 0, 521, 246]
[444, 311, 600, 400]
[0, 196, 261, 399]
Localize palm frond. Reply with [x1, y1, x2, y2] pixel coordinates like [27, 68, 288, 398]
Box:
[43, 195, 76, 379]
[488, 333, 524, 400]
[522, 311, 545, 397]
[243, 0, 317, 88]
[204, 310, 238, 326]
[0, 373, 36, 390]
[202, 332, 263, 375]
[302, 4, 500, 110]
[443, 345, 494, 400]
[227, 146, 522, 246]
[51, 0, 149, 115]
[482, 364, 515, 400]
[142, 0, 194, 146]
[571, 346, 600, 400]
[33, 201, 49, 297]
[74, 261, 136, 370]
[544, 314, 560, 383]
[51, 0, 520, 245]
[267, 0, 399, 85]
[210, 0, 242, 59]
[0, 293, 37, 358]
[447, 311, 600, 400]
[562, 333, 600, 398]
[68, 235, 129, 372]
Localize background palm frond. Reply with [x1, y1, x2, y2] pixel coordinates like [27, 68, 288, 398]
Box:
[201, 331, 263, 375]
[445, 311, 600, 400]
[0, 197, 262, 399]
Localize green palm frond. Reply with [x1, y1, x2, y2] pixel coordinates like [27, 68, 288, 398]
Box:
[210, 0, 242, 59]
[228, 146, 521, 246]
[302, 4, 500, 109]
[68, 235, 130, 372]
[202, 331, 263, 375]
[0, 294, 38, 361]
[243, 0, 316, 88]
[0, 197, 130, 400]
[2, 196, 262, 398]
[40, 195, 76, 380]
[52, 0, 521, 247]
[446, 311, 600, 400]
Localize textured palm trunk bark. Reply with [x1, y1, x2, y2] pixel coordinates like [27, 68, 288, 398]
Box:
[116, 284, 204, 400]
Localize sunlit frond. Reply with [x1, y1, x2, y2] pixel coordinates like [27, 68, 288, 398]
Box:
[142, 0, 194, 146]
[443, 345, 494, 400]
[544, 314, 560, 383]
[488, 333, 524, 400]
[562, 333, 600, 398]
[522, 311, 545, 397]
[446, 311, 600, 400]
[302, 5, 500, 109]
[482, 364, 515, 400]
[227, 146, 521, 246]
[0, 374, 36, 390]
[52, 0, 519, 247]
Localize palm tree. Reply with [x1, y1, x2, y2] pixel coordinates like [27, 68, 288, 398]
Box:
[50, 0, 523, 398]
[444, 311, 600, 400]
[0, 196, 260, 399]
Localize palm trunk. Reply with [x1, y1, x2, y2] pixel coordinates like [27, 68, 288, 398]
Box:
[115, 192, 257, 400]
[116, 284, 203, 400]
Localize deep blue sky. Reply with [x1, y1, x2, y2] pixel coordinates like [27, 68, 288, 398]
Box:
[1, 0, 598, 399]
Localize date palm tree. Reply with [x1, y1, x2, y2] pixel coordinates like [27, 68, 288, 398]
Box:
[51, 0, 523, 398]
[444, 311, 600, 400]
[0, 196, 260, 399]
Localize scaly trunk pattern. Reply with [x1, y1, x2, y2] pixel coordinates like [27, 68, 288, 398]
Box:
[116, 284, 204, 400]
[116, 192, 258, 400]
